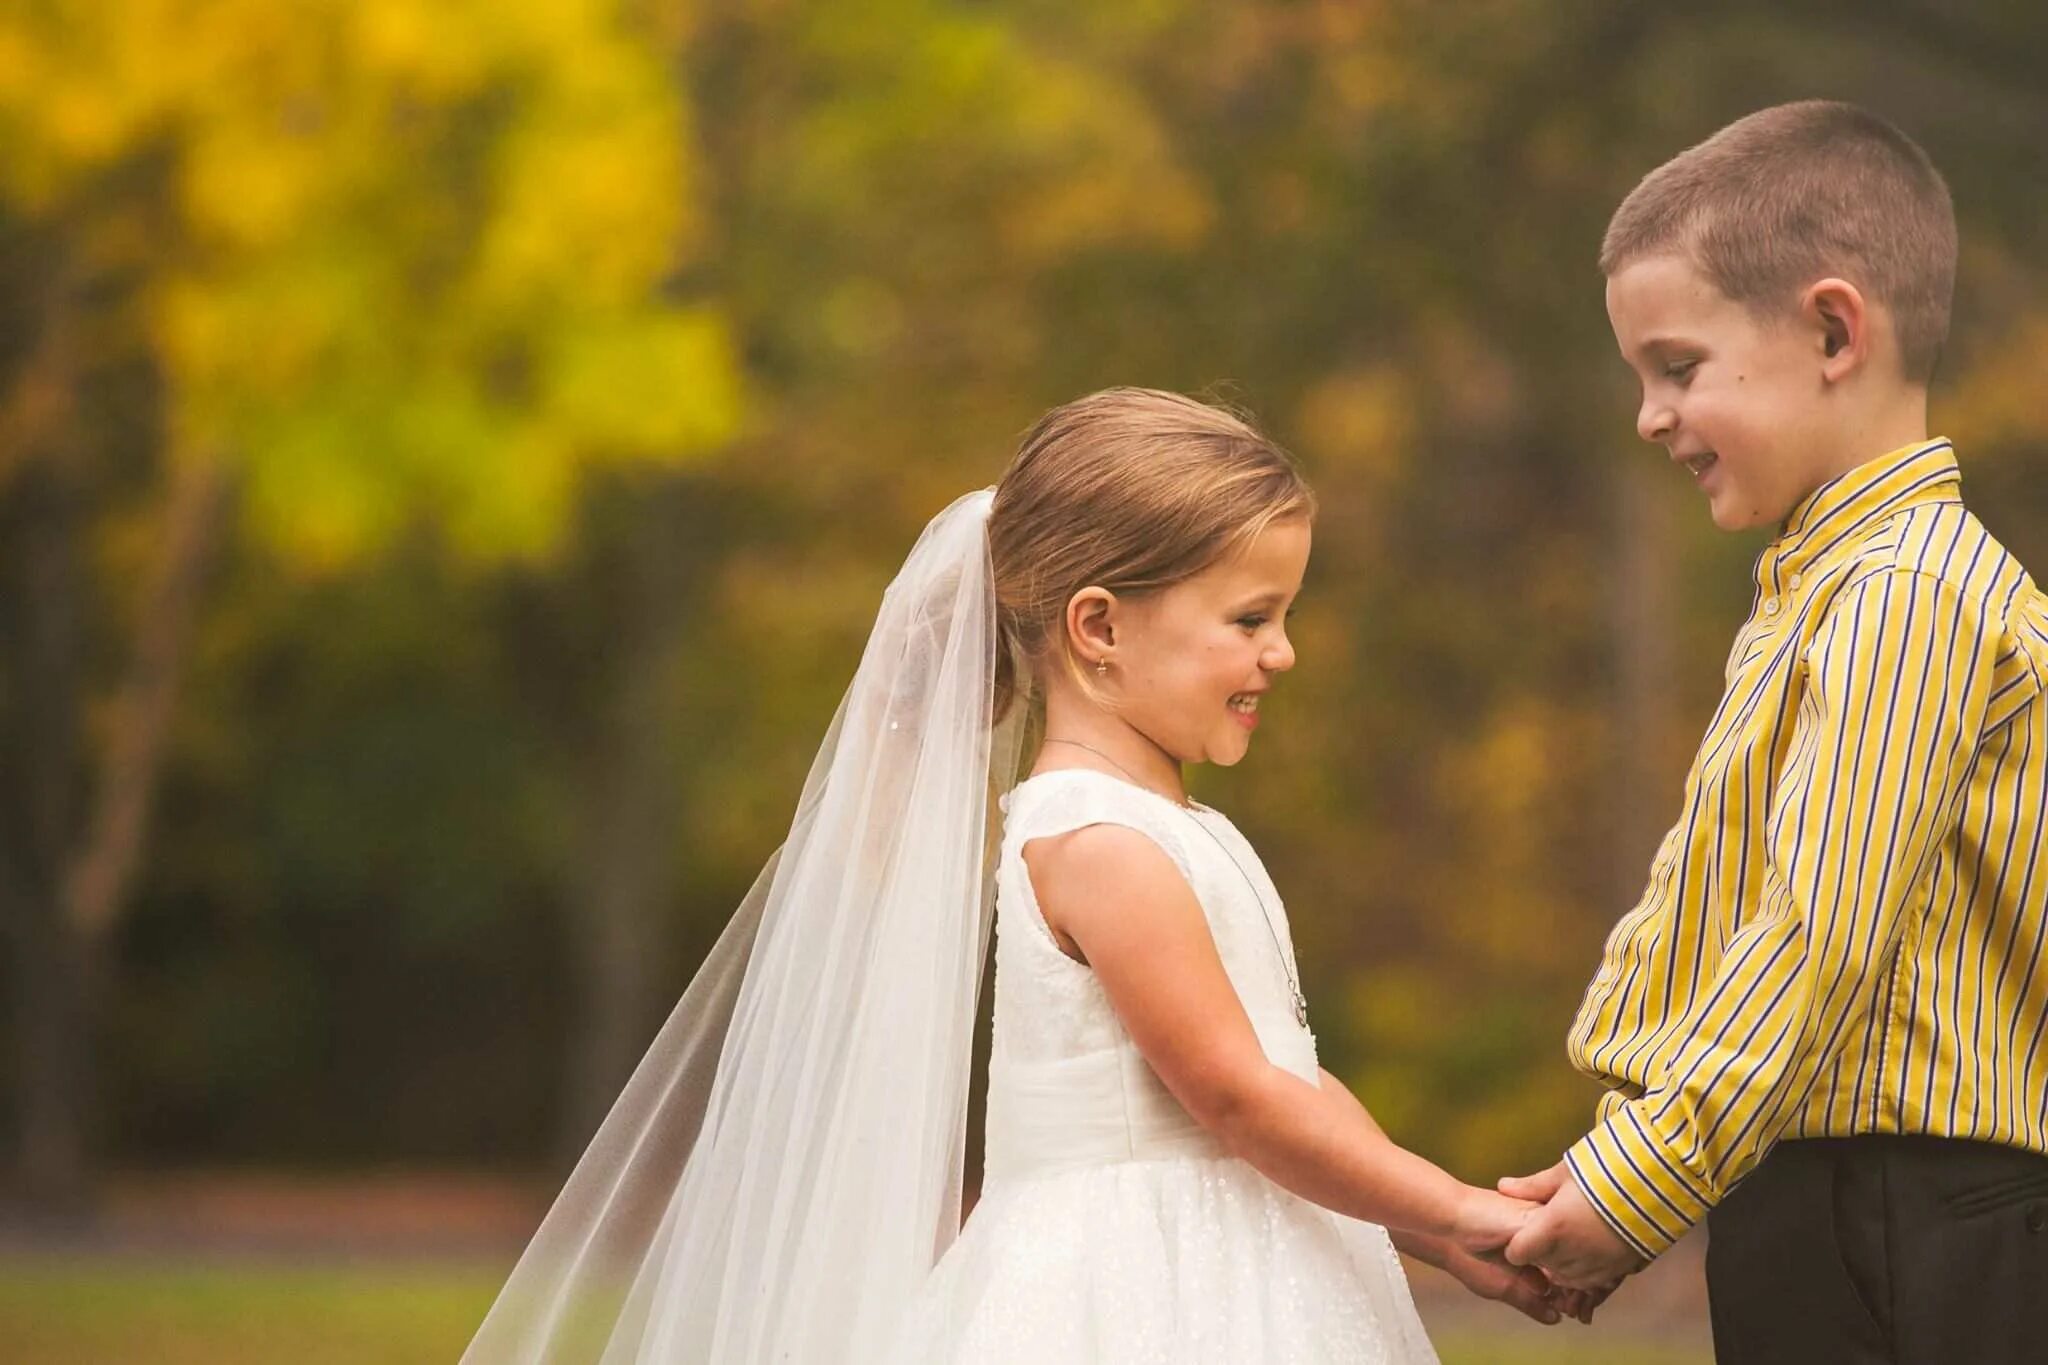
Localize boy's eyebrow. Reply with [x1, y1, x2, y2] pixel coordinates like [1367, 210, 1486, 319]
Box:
[1634, 332, 1704, 359]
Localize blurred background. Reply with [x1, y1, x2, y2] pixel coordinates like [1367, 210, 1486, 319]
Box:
[3, 2, 2044, 1361]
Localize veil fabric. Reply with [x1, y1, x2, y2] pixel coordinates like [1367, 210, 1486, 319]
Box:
[462, 488, 1027, 1363]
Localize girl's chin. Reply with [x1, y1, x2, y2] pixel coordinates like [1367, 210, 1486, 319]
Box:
[1211, 733, 1253, 765]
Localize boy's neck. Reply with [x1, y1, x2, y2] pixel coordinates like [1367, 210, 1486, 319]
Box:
[1805, 386, 1931, 490]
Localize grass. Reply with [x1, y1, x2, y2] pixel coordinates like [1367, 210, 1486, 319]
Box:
[0, 1256, 505, 1365]
[0, 1255, 1713, 1365]
[1434, 1329, 1711, 1365]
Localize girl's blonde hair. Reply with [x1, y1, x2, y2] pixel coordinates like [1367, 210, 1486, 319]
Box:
[987, 387, 1315, 723]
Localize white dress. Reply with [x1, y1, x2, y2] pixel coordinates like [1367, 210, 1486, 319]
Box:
[884, 768, 1440, 1363]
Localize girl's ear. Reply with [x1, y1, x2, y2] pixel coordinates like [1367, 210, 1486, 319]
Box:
[1065, 587, 1116, 666]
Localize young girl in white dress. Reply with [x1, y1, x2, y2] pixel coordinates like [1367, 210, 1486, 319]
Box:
[462, 389, 1571, 1365]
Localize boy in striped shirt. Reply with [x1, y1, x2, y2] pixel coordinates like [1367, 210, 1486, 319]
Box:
[1501, 101, 2048, 1361]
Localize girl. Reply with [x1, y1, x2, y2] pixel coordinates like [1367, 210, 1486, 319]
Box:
[463, 389, 1561, 1365]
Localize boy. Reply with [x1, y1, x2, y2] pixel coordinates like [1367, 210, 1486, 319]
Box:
[1501, 101, 2048, 1362]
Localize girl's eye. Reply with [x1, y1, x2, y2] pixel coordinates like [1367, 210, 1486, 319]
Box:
[1236, 615, 1267, 630]
[1665, 358, 1699, 383]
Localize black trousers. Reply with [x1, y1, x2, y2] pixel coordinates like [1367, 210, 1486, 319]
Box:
[1705, 1134, 2048, 1363]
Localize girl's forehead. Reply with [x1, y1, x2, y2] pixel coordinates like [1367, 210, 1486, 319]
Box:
[1241, 516, 1312, 564]
[1192, 519, 1312, 592]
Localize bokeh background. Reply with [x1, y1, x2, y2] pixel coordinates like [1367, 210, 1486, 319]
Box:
[4, 2, 2045, 1361]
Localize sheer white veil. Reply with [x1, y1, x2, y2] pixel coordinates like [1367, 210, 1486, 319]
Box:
[462, 487, 1028, 1364]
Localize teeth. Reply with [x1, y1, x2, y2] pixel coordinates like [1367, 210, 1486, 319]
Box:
[1686, 452, 1717, 475]
[1228, 695, 1260, 712]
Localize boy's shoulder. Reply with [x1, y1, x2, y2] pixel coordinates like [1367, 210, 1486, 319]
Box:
[1813, 497, 2048, 726]
[1828, 496, 2036, 629]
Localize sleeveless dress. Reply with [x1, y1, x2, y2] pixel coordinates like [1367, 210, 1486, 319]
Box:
[883, 768, 1440, 1363]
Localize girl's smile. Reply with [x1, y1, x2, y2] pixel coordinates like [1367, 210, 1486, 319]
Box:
[1106, 514, 1308, 768]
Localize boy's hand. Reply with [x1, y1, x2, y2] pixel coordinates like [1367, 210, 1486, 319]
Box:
[1498, 1161, 1646, 1289]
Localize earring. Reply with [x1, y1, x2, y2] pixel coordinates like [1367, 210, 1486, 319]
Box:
[1095, 659, 1109, 676]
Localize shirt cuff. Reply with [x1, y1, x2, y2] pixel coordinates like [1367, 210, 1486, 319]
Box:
[1593, 1086, 1635, 1125]
[1563, 1104, 1716, 1261]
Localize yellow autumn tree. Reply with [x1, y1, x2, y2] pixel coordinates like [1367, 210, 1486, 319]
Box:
[0, 0, 740, 1205]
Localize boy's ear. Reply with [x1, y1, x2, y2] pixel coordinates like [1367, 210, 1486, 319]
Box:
[1802, 277, 1867, 382]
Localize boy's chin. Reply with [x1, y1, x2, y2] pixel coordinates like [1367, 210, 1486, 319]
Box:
[1706, 499, 1754, 531]
[1705, 488, 1782, 532]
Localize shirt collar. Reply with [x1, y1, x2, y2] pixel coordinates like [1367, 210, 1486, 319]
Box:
[1758, 438, 1961, 591]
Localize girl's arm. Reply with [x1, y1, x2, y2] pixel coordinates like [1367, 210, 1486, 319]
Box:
[1317, 1067, 1586, 1325]
[1023, 825, 1532, 1256]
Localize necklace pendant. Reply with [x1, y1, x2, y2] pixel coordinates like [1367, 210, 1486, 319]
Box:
[1293, 991, 1309, 1028]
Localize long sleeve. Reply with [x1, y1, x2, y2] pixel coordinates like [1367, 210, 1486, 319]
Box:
[1565, 567, 2001, 1258]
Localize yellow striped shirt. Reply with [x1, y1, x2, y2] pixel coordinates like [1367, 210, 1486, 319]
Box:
[1564, 438, 2048, 1260]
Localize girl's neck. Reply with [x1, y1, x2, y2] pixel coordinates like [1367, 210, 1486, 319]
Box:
[1036, 695, 1189, 806]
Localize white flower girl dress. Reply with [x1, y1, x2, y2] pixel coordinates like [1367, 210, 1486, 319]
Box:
[884, 767, 1440, 1363]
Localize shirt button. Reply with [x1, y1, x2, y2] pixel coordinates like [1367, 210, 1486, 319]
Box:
[1763, 598, 1780, 616]
[1788, 573, 1804, 591]
[2028, 1203, 2048, 1234]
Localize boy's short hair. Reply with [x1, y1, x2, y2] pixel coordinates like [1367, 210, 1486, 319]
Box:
[1601, 100, 1957, 384]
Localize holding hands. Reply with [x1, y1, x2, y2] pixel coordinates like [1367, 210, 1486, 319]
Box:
[1400, 1184, 1611, 1327]
[1494, 1160, 1639, 1306]
[1497, 1160, 1643, 1288]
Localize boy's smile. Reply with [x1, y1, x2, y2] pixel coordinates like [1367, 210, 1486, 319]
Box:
[1605, 253, 1839, 532]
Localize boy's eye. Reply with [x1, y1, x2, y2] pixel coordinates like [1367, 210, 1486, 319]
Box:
[1236, 615, 1267, 630]
[1664, 358, 1699, 383]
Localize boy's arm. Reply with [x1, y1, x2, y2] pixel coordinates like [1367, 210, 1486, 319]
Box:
[1560, 567, 2001, 1260]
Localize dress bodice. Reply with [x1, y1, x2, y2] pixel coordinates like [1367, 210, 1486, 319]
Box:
[983, 768, 1318, 1180]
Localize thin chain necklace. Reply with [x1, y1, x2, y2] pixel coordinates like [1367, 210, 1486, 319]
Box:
[1040, 738, 1310, 1028]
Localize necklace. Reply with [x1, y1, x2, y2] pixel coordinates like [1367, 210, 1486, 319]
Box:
[1039, 738, 1310, 1028]
[1040, 737, 1189, 807]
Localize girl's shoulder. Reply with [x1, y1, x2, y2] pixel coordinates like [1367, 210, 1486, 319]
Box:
[1001, 765, 1219, 818]
[1000, 767, 1219, 882]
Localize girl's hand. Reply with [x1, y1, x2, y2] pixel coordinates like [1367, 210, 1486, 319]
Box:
[1442, 1240, 1569, 1325]
[1549, 1279, 1618, 1325]
[1395, 1228, 1562, 1325]
[1448, 1184, 1540, 1258]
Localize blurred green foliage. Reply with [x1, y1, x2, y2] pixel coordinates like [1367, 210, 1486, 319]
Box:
[3, 0, 2046, 1188]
